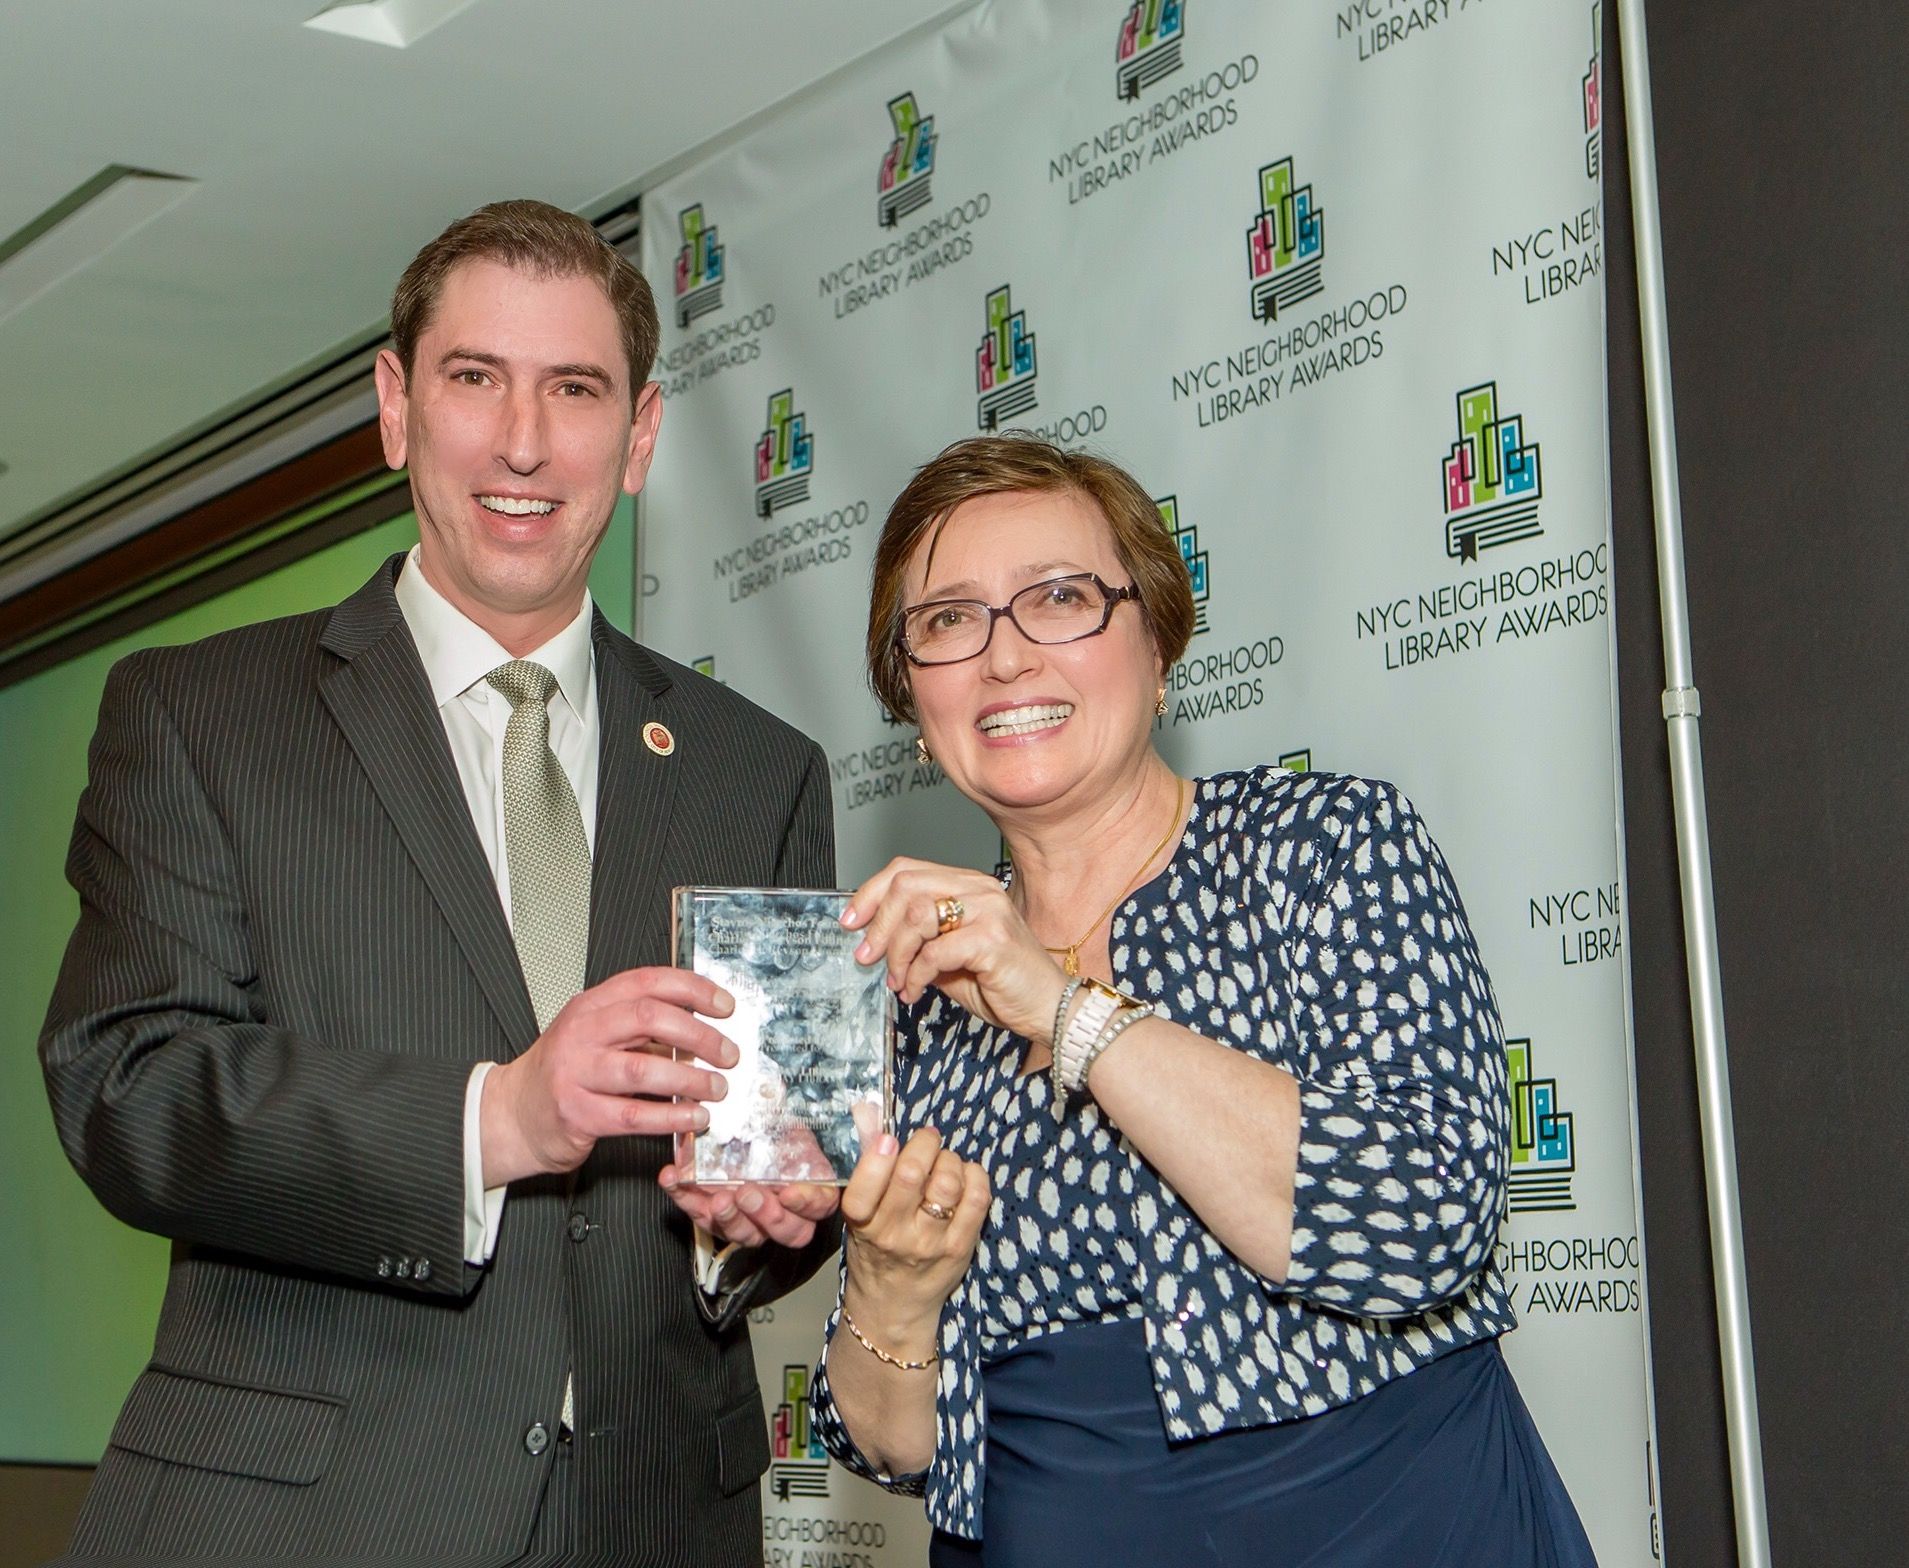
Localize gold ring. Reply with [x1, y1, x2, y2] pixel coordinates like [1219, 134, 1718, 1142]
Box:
[934, 896, 964, 935]
[920, 1199, 955, 1221]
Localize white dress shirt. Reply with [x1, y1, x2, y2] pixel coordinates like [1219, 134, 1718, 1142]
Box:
[394, 546, 597, 1266]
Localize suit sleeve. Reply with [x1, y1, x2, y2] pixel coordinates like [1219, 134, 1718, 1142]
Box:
[701, 736, 844, 1331]
[38, 657, 474, 1297]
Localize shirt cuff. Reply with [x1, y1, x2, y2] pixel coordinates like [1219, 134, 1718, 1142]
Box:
[463, 1062, 507, 1265]
[695, 1226, 745, 1296]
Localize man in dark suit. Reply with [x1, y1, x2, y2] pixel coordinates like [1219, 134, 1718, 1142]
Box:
[39, 200, 839, 1564]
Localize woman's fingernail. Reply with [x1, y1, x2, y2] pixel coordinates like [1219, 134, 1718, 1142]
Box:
[855, 940, 874, 963]
[738, 1189, 764, 1214]
[841, 906, 859, 927]
[878, 1133, 900, 1156]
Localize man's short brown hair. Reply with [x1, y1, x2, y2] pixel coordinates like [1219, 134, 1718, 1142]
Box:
[389, 199, 660, 394]
[866, 435, 1196, 724]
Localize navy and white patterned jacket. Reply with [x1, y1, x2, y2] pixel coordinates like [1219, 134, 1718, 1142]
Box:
[809, 768, 1518, 1539]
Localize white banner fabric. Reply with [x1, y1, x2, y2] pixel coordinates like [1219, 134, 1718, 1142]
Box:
[638, 2, 1660, 1563]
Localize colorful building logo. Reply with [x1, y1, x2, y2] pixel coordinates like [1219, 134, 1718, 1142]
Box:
[1441, 381, 1543, 561]
[1156, 495, 1210, 635]
[769, 1364, 830, 1501]
[976, 284, 1038, 431]
[1247, 157, 1324, 322]
[1583, 5, 1602, 179]
[878, 92, 937, 228]
[1117, 0, 1186, 99]
[1506, 1037, 1577, 1213]
[1277, 748, 1311, 772]
[754, 389, 813, 518]
[672, 204, 724, 330]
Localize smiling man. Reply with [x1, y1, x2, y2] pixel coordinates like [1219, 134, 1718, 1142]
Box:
[40, 201, 838, 1565]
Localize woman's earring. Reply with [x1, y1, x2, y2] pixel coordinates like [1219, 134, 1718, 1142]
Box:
[1154, 688, 1168, 717]
[916, 736, 932, 765]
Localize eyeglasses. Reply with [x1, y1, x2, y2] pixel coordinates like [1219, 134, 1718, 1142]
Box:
[897, 572, 1141, 666]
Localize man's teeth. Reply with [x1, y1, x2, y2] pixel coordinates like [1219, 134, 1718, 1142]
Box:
[477, 496, 557, 516]
[978, 703, 1073, 737]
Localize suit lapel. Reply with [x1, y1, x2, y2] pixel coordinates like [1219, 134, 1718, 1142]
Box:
[318, 561, 540, 1050]
[587, 614, 680, 984]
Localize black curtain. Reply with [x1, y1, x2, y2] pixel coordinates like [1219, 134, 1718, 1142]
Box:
[1605, 3, 1908, 1563]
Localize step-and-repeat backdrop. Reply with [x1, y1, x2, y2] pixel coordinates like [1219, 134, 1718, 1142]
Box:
[637, 2, 1659, 1561]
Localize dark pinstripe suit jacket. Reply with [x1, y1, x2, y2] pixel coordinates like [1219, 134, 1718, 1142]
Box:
[39, 557, 838, 1564]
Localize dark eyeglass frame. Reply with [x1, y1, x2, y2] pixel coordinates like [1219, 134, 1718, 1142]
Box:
[897, 572, 1142, 667]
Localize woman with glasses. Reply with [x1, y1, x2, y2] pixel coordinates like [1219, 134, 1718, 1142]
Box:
[807, 435, 1595, 1566]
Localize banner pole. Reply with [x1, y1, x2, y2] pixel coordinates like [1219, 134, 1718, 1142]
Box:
[1614, 4, 1772, 1564]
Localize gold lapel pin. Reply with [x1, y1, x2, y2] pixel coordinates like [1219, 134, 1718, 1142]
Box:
[643, 721, 676, 757]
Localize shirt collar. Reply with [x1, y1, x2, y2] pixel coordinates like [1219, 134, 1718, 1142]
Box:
[395, 545, 596, 720]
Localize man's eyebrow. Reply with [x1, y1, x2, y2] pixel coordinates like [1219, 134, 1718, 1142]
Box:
[547, 361, 614, 385]
[437, 346, 506, 372]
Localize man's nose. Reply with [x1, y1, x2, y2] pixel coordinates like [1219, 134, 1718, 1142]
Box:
[499, 385, 549, 475]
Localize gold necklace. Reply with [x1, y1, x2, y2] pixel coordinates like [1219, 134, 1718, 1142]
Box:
[1039, 777, 1189, 977]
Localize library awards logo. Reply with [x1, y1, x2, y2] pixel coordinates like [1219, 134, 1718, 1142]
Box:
[1117, 0, 1186, 99]
[976, 284, 1038, 430]
[1584, 4, 1602, 179]
[1277, 748, 1311, 772]
[1156, 495, 1211, 634]
[754, 390, 814, 517]
[672, 204, 723, 329]
[1506, 1038, 1578, 1214]
[1441, 382, 1542, 561]
[1248, 157, 1325, 321]
[769, 1364, 829, 1500]
[878, 91, 937, 227]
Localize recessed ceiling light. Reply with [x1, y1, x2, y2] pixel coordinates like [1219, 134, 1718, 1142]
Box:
[0, 166, 197, 328]
[303, 0, 483, 49]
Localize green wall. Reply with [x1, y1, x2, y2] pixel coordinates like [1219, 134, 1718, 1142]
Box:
[0, 494, 635, 1464]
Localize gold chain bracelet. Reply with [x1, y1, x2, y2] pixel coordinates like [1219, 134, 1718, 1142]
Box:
[838, 1306, 939, 1371]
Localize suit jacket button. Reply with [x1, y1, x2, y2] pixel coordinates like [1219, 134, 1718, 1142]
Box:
[376, 1256, 392, 1279]
[414, 1258, 432, 1281]
[524, 1421, 550, 1456]
[395, 1258, 411, 1279]
[567, 1213, 590, 1243]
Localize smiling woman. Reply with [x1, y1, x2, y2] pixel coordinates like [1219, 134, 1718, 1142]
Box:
[804, 434, 1599, 1567]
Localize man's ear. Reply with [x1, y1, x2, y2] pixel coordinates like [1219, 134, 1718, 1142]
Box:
[621, 381, 665, 495]
[373, 348, 410, 471]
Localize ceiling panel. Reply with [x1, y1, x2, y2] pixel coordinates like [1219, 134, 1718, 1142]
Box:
[0, 0, 968, 542]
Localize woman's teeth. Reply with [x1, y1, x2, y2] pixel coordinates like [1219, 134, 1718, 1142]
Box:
[978, 703, 1072, 737]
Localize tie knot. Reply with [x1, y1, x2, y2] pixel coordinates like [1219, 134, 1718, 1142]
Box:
[486, 659, 558, 710]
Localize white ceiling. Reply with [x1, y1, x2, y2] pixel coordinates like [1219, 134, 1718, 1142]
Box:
[0, 0, 966, 543]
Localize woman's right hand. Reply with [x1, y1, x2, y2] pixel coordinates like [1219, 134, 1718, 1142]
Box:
[840, 1125, 989, 1357]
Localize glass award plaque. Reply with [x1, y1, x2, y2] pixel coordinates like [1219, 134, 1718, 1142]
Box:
[672, 886, 892, 1186]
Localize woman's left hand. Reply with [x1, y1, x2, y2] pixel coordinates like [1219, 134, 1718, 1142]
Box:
[844, 858, 1066, 1041]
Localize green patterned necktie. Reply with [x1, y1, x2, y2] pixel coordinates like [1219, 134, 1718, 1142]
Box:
[486, 660, 591, 1032]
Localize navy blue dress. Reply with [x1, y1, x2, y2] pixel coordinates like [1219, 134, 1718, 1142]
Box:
[811, 770, 1596, 1564]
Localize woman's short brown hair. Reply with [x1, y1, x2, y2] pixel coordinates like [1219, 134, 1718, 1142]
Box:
[867, 435, 1195, 723]
[389, 199, 660, 396]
